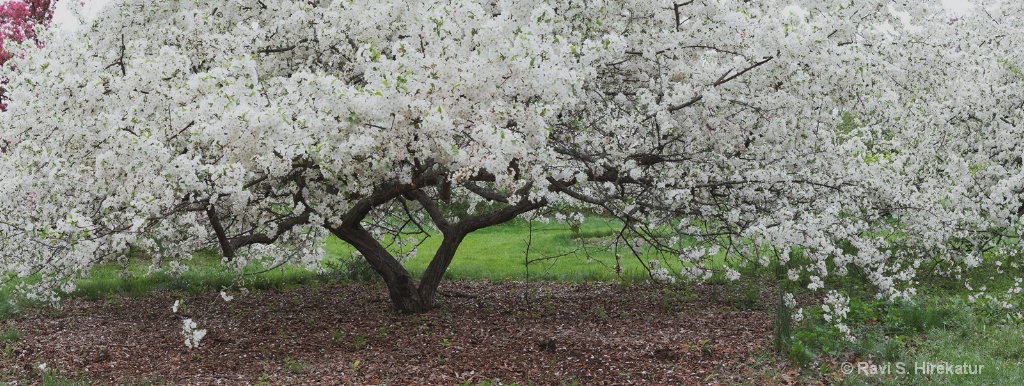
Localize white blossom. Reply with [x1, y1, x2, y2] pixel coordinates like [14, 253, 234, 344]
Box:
[725, 269, 741, 281]
[182, 318, 207, 349]
[783, 293, 796, 309]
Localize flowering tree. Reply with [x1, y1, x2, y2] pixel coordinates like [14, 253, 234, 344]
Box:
[1, 0, 1022, 319]
[0, 0, 55, 112]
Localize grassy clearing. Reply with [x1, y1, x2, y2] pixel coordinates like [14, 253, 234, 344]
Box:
[345, 217, 660, 282]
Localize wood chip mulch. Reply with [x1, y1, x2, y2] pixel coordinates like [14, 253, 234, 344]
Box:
[1, 281, 773, 385]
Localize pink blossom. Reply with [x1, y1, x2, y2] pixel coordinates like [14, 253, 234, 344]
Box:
[1, 0, 56, 111]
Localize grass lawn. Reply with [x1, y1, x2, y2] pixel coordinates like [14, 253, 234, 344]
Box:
[324, 217, 661, 282]
[1, 216, 660, 320]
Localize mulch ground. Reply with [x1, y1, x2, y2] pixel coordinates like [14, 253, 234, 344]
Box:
[1, 281, 774, 385]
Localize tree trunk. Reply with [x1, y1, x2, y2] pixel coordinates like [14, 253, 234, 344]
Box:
[328, 186, 542, 313]
[384, 273, 433, 313]
[773, 257, 791, 354]
[417, 231, 465, 303]
[328, 224, 464, 313]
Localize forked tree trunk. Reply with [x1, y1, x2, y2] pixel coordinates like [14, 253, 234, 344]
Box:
[384, 273, 433, 313]
[328, 186, 543, 313]
[329, 224, 465, 313]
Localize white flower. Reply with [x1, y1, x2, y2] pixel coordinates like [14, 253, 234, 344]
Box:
[807, 276, 823, 291]
[787, 269, 800, 281]
[783, 293, 796, 309]
[172, 300, 180, 313]
[650, 265, 676, 284]
[219, 290, 234, 302]
[725, 269, 741, 281]
[183, 318, 207, 349]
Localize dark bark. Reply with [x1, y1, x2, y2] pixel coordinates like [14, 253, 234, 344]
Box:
[206, 203, 312, 261]
[206, 205, 235, 259]
[417, 232, 465, 305]
[327, 185, 544, 313]
[328, 224, 434, 313]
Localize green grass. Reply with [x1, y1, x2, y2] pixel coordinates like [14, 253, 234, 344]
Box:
[38, 370, 93, 386]
[778, 258, 1024, 385]
[68, 249, 326, 302]
[283, 357, 311, 374]
[3, 216, 674, 321]
[323, 217, 669, 282]
[831, 302, 1024, 385]
[0, 329, 20, 342]
[0, 283, 45, 320]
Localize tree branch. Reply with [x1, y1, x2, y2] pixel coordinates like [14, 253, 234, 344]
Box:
[206, 205, 235, 259]
[409, 189, 451, 233]
[257, 38, 310, 54]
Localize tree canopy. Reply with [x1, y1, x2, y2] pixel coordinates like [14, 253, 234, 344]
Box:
[1, 0, 1022, 321]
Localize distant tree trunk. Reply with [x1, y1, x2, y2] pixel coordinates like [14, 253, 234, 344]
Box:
[773, 256, 792, 354]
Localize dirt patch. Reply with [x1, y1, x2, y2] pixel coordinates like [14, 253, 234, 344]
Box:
[1, 281, 772, 385]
